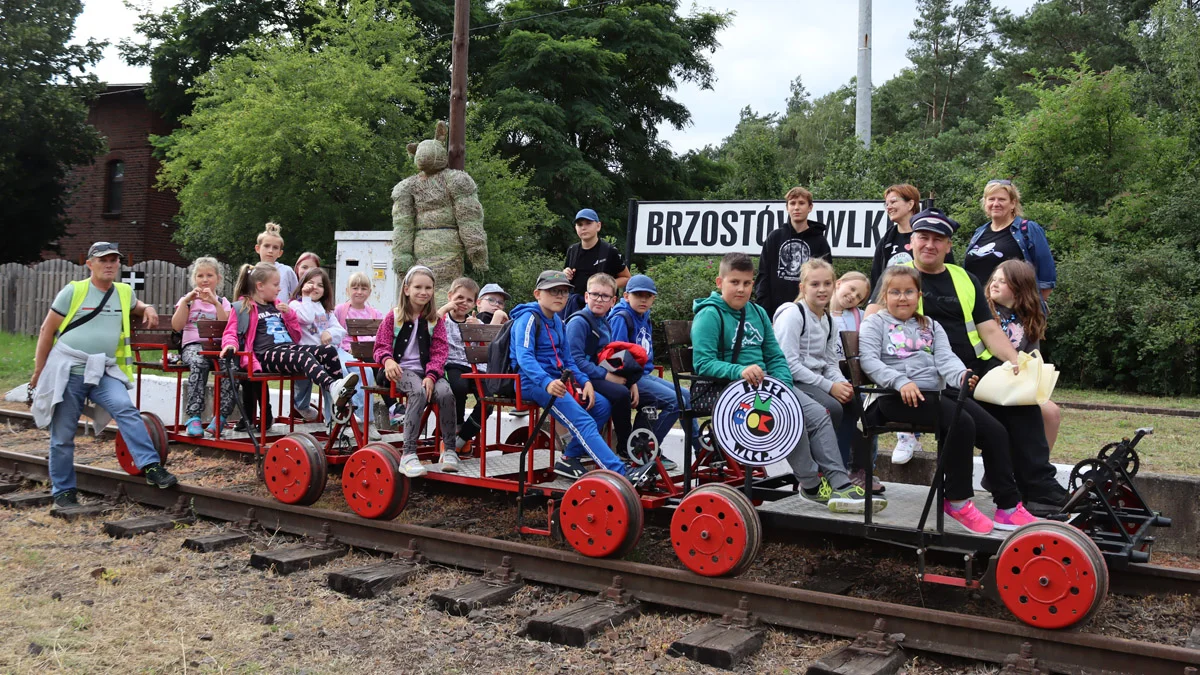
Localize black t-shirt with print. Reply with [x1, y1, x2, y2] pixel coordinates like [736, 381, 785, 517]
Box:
[964, 226, 1022, 287]
[565, 240, 626, 296]
[994, 303, 1040, 354]
[918, 268, 994, 369]
[252, 302, 291, 352]
[871, 228, 954, 287]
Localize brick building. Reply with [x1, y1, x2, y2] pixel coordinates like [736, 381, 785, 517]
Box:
[55, 84, 184, 265]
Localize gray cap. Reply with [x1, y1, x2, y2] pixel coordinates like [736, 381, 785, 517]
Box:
[87, 241, 124, 259]
[479, 283, 510, 300]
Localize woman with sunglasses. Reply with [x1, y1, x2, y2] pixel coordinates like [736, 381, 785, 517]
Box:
[964, 180, 1057, 302]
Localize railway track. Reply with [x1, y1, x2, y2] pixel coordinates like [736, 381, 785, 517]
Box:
[0, 448, 1196, 675]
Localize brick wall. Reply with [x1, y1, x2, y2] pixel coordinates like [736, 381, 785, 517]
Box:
[56, 85, 185, 265]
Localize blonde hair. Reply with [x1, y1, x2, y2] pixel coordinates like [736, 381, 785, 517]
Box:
[792, 259, 835, 303]
[232, 262, 280, 313]
[586, 272, 618, 295]
[838, 270, 870, 294]
[189, 256, 223, 286]
[878, 266, 929, 330]
[448, 277, 480, 299]
[981, 181, 1024, 218]
[398, 266, 438, 325]
[346, 271, 372, 290]
[256, 221, 285, 246]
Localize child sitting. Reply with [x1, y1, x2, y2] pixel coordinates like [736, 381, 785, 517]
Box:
[858, 266, 1035, 533]
[373, 266, 460, 476]
[828, 270, 881, 493]
[565, 273, 633, 456]
[334, 272, 385, 435]
[475, 283, 510, 325]
[510, 270, 627, 479]
[438, 277, 484, 453]
[289, 267, 347, 424]
[170, 257, 234, 437]
[692, 253, 876, 513]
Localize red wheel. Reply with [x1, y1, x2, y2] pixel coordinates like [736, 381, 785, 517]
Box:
[115, 412, 169, 476]
[671, 483, 761, 577]
[263, 433, 328, 505]
[342, 443, 410, 520]
[559, 470, 643, 558]
[996, 521, 1108, 629]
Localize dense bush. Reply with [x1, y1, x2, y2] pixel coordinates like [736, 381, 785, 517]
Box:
[1047, 242, 1200, 395]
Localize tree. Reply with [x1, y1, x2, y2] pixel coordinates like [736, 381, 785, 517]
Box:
[907, 0, 996, 134]
[0, 0, 106, 263]
[712, 107, 785, 199]
[777, 83, 856, 186]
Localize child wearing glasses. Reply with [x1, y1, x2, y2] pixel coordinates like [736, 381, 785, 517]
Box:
[564, 273, 633, 457]
[474, 283, 510, 325]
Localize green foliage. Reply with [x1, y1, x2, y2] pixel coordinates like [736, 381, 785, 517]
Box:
[1048, 242, 1200, 395]
[907, 0, 996, 133]
[642, 255, 720, 359]
[0, 0, 106, 263]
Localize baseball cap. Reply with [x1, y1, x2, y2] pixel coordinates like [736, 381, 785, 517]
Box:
[479, 283, 510, 300]
[87, 242, 124, 259]
[574, 208, 600, 223]
[909, 208, 960, 238]
[535, 270, 573, 291]
[625, 274, 657, 295]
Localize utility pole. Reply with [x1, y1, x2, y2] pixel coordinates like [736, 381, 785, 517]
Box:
[855, 0, 872, 148]
[447, 0, 470, 170]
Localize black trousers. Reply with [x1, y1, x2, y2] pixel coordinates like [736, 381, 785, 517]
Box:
[974, 398, 1062, 499]
[866, 394, 1021, 509]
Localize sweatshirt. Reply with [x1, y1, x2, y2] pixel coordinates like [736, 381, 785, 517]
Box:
[690, 292, 792, 387]
[372, 310, 449, 380]
[858, 310, 967, 393]
[754, 220, 833, 318]
[221, 299, 302, 372]
[772, 300, 845, 393]
[289, 298, 347, 348]
[509, 302, 589, 392]
[608, 299, 655, 373]
[565, 309, 612, 382]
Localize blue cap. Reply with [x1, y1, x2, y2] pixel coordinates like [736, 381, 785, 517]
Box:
[574, 208, 600, 223]
[910, 208, 960, 237]
[625, 274, 657, 295]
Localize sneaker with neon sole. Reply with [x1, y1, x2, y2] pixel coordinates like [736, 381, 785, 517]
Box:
[828, 483, 887, 514]
[944, 500, 994, 534]
[993, 503, 1038, 531]
[399, 452, 427, 478]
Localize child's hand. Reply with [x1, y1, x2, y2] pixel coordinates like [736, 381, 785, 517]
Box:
[562, 267, 575, 281]
[384, 359, 401, 383]
[1008, 360, 1020, 375]
[899, 382, 924, 407]
[830, 381, 854, 404]
[437, 301, 455, 317]
[219, 346, 235, 358]
[546, 379, 568, 398]
[422, 375, 434, 401]
[630, 383, 639, 408]
[962, 372, 979, 391]
[580, 381, 595, 410]
[490, 310, 509, 325]
[196, 287, 216, 304]
[320, 331, 332, 346]
[740, 365, 765, 387]
[276, 301, 291, 313]
[466, 315, 482, 325]
[605, 372, 627, 386]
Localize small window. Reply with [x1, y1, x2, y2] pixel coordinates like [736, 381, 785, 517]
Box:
[105, 160, 124, 214]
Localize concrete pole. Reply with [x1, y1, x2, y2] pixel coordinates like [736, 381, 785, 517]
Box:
[855, 0, 872, 148]
[447, 0, 469, 170]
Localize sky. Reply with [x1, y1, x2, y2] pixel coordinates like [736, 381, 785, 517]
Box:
[75, 0, 1040, 152]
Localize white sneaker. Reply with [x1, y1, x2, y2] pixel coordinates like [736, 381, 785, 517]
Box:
[295, 405, 319, 422]
[329, 374, 359, 413]
[400, 452, 427, 478]
[356, 415, 381, 441]
[439, 448, 461, 473]
[892, 432, 917, 465]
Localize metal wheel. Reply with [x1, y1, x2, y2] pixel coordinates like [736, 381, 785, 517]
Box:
[504, 427, 557, 451]
[626, 428, 660, 466]
[671, 483, 762, 577]
[1068, 458, 1107, 493]
[115, 412, 169, 476]
[559, 469, 644, 558]
[995, 521, 1108, 630]
[1098, 444, 1139, 477]
[342, 443, 410, 520]
[696, 420, 714, 453]
[263, 433, 328, 506]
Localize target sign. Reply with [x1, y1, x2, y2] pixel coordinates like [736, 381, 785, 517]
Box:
[710, 376, 805, 467]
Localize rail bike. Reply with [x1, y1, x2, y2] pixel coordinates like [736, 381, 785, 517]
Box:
[114, 317, 1172, 631]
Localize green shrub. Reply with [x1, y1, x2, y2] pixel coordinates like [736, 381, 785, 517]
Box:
[641, 256, 721, 360]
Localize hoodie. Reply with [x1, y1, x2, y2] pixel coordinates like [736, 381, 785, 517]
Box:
[690, 292, 792, 387]
[858, 310, 967, 393]
[772, 300, 845, 393]
[565, 309, 612, 382]
[508, 302, 589, 393]
[221, 299, 302, 372]
[754, 219, 833, 318]
[607, 299, 655, 373]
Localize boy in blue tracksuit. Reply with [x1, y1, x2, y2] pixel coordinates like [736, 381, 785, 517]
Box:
[608, 274, 696, 448]
[564, 273, 632, 457]
[510, 270, 626, 479]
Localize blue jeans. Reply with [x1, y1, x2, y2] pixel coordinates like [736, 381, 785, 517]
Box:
[521, 380, 624, 475]
[634, 374, 698, 441]
[50, 374, 160, 495]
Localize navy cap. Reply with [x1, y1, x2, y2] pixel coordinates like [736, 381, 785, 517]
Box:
[574, 208, 600, 223]
[910, 208, 960, 237]
[87, 242, 124, 259]
[625, 274, 657, 295]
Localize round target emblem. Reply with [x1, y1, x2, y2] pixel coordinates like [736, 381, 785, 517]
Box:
[710, 376, 805, 467]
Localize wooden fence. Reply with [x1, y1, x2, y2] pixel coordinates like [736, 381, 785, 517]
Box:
[0, 260, 234, 336]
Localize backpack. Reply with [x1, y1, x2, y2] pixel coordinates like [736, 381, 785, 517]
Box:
[484, 313, 542, 397]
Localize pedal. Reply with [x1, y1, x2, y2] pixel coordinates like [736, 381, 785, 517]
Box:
[626, 462, 656, 488]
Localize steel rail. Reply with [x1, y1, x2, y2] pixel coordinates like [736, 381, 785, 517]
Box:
[1, 450, 1196, 675]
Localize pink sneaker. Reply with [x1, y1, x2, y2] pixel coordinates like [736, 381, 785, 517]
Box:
[993, 503, 1038, 531]
[944, 500, 994, 534]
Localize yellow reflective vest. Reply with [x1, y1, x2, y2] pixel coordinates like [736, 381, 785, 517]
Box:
[56, 280, 135, 381]
[902, 262, 992, 361]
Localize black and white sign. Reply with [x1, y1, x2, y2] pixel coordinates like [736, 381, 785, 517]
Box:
[120, 270, 145, 291]
[626, 200, 890, 259]
[710, 376, 805, 467]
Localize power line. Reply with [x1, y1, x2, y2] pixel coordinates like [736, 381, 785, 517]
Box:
[435, 0, 626, 40]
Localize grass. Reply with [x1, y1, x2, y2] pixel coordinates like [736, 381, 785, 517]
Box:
[1051, 408, 1200, 476]
[1054, 386, 1200, 411]
[0, 332, 36, 393]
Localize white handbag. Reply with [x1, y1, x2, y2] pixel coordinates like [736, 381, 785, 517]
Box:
[973, 350, 1059, 406]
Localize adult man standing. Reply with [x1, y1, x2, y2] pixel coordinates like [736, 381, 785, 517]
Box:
[30, 242, 178, 509]
[754, 186, 833, 318]
[867, 210, 1068, 510]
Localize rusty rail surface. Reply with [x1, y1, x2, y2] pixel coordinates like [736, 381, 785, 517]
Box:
[0, 449, 1196, 675]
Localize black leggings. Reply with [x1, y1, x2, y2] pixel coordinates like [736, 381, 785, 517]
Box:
[256, 344, 342, 389]
[866, 394, 1021, 509]
[445, 364, 471, 426]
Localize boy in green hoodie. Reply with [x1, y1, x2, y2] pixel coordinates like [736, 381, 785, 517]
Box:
[691, 252, 882, 514]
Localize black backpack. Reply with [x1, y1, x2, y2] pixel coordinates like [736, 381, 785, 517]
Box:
[485, 313, 542, 397]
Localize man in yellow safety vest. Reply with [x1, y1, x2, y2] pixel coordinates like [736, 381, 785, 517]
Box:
[30, 242, 178, 509]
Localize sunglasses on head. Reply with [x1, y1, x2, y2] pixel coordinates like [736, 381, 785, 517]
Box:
[987, 179, 1013, 186]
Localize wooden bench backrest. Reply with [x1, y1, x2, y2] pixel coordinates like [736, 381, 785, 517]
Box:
[840, 330, 868, 388]
[662, 320, 693, 376]
[460, 322, 503, 366]
[344, 318, 382, 361]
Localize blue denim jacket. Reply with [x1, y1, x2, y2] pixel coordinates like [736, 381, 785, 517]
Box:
[966, 217, 1057, 290]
